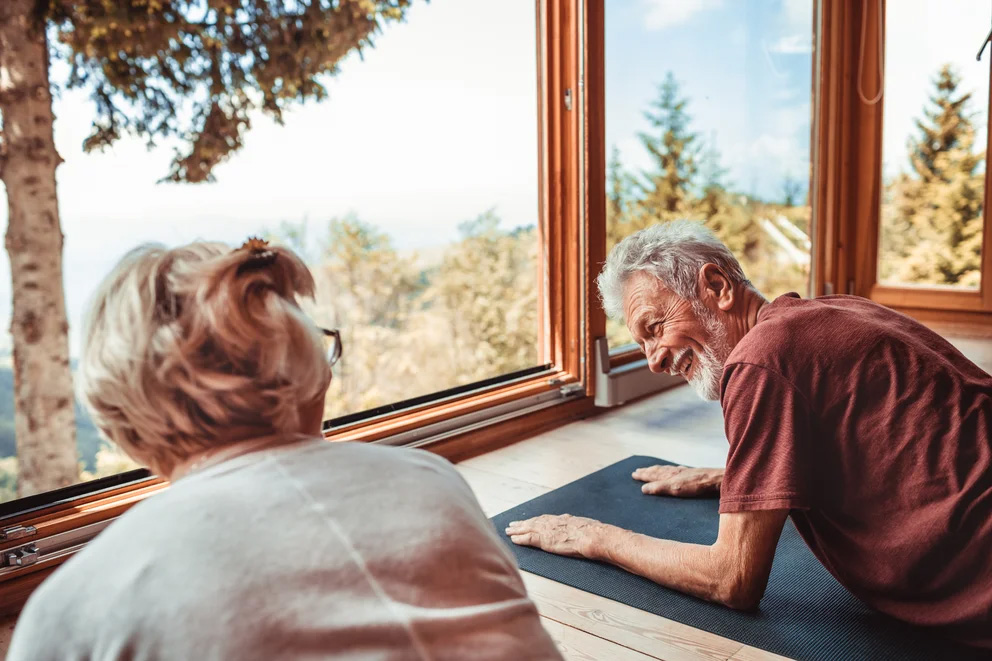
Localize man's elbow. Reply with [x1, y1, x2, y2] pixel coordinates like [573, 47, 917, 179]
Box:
[714, 572, 766, 611]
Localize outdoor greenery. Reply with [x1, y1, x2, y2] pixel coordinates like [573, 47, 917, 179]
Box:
[880, 65, 985, 288]
[605, 72, 812, 346]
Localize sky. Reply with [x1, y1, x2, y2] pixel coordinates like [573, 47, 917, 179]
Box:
[881, 0, 990, 180]
[606, 0, 814, 201]
[0, 0, 985, 356]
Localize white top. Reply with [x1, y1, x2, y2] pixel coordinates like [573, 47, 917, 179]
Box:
[8, 440, 561, 661]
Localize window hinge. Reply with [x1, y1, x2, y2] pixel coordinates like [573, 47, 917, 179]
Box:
[564, 88, 573, 111]
[0, 524, 36, 541]
[559, 383, 584, 398]
[4, 543, 39, 568]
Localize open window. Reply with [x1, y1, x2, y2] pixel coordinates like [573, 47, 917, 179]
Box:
[594, 0, 818, 407]
[870, 0, 992, 314]
[0, 0, 599, 610]
[815, 0, 992, 329]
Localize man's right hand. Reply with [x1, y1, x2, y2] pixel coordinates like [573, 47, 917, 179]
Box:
[631, 465, 724, 497]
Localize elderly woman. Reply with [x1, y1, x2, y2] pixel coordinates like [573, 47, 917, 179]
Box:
[9, 239, 561, 661]
[506, 220, 992, 649]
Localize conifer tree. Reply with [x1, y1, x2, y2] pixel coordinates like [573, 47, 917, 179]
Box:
[636, 72, 699, 219]
[881, 65, 984, 287]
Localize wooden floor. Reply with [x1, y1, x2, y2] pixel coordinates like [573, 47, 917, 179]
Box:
[456, 331, 992, 661]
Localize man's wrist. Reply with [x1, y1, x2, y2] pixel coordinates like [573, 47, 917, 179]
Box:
[584, 522, 621, 561]
[702, 468, 724, 492]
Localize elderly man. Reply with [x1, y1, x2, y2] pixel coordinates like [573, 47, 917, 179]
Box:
[505, 220, 992, 649]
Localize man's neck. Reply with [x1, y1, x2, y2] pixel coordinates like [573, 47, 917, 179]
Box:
[726, 286, 767, 347]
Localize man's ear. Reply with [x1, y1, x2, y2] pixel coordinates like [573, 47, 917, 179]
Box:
[698, 263, 734, 312]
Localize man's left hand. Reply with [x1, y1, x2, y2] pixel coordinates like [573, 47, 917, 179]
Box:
[505, 514, 609, 558]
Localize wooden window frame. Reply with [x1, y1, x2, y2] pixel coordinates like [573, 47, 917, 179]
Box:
[0, 0, 607, 614]
[814, 0, 992, 326]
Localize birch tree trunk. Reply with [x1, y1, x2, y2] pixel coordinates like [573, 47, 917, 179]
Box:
[0, 0, 78, 497]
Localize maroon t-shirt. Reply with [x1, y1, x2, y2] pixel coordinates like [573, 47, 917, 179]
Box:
[719, 293, 992, 648]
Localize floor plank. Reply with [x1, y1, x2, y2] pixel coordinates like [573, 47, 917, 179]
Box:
[523, 573, 743, 661]
[541, 617, 661, 660]
[456, 464, 548, 516]
[728, 645, 794, 661]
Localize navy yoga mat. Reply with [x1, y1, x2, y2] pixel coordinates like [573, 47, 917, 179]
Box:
[491, 456, 988, 661]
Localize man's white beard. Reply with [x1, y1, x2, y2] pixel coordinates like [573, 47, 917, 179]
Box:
[686, 302, 733, 402]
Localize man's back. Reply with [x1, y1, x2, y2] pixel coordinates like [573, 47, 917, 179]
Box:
[9, 441, 562, 661]
[720, 293, 992, 648]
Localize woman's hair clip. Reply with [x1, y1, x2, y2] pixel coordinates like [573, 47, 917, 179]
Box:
[237, 236, 277, 273]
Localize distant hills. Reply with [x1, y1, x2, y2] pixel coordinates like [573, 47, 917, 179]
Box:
[0, 367, 104, 471]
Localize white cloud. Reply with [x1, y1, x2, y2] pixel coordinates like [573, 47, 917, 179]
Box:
[641, 0, 721, 31]
[767, 33, 813, 55]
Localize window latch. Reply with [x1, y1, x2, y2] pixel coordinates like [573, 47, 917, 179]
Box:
[564, 88, 573, 111]
[977, 24, 992, 61]
[559, 383, 584, 398]
[4, 544, 39, 568]
[0, 524, 36, 541]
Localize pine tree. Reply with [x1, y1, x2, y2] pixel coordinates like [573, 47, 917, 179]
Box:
[636, 72, 699, 220]
[881, 65, 985, 288]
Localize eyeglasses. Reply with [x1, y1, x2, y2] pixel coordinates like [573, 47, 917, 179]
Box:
[320, 328, 342, 367]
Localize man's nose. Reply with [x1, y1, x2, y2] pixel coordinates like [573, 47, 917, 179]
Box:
[646, 344, 671, 374]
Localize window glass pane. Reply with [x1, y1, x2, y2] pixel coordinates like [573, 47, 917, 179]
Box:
[878, 0, 988, 290]
[605, 0, 813, 348]
[0, 0, 540, 503]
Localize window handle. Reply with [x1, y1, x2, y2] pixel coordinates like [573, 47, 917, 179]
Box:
[976, 25, 992, 61]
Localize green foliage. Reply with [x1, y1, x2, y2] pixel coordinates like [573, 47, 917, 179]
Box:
[635, 72, 700, 219]
[0, 457, 18, 503]
[429, 210, 538, 383]
[880, 64, 985, 288]
[605, 72, 811, 347]
[43, 0, 412, 182]
[0, 367, 104, 471]
[79, 444, 141, 482]
[266, 211, 539, 421]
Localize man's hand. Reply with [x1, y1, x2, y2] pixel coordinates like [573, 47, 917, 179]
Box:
[632, 465, 724, 497]
[505, 514, 611, 558]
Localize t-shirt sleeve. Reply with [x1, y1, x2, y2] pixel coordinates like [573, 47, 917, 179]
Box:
[719, 362, 814, 514]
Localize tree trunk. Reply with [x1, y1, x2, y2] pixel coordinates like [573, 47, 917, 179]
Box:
[0, 0, 78, 497]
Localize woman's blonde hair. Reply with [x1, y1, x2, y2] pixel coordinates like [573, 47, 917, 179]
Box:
[76, 240, 331, 476]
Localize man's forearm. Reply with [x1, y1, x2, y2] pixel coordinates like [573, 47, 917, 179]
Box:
[588, 526, 734, 606]
[585, 508, 785, 610]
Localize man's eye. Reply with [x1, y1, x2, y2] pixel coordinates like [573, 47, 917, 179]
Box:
[648, 323, 660, 335]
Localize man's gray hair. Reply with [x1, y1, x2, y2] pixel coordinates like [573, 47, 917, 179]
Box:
[597, 219, 751, 320]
